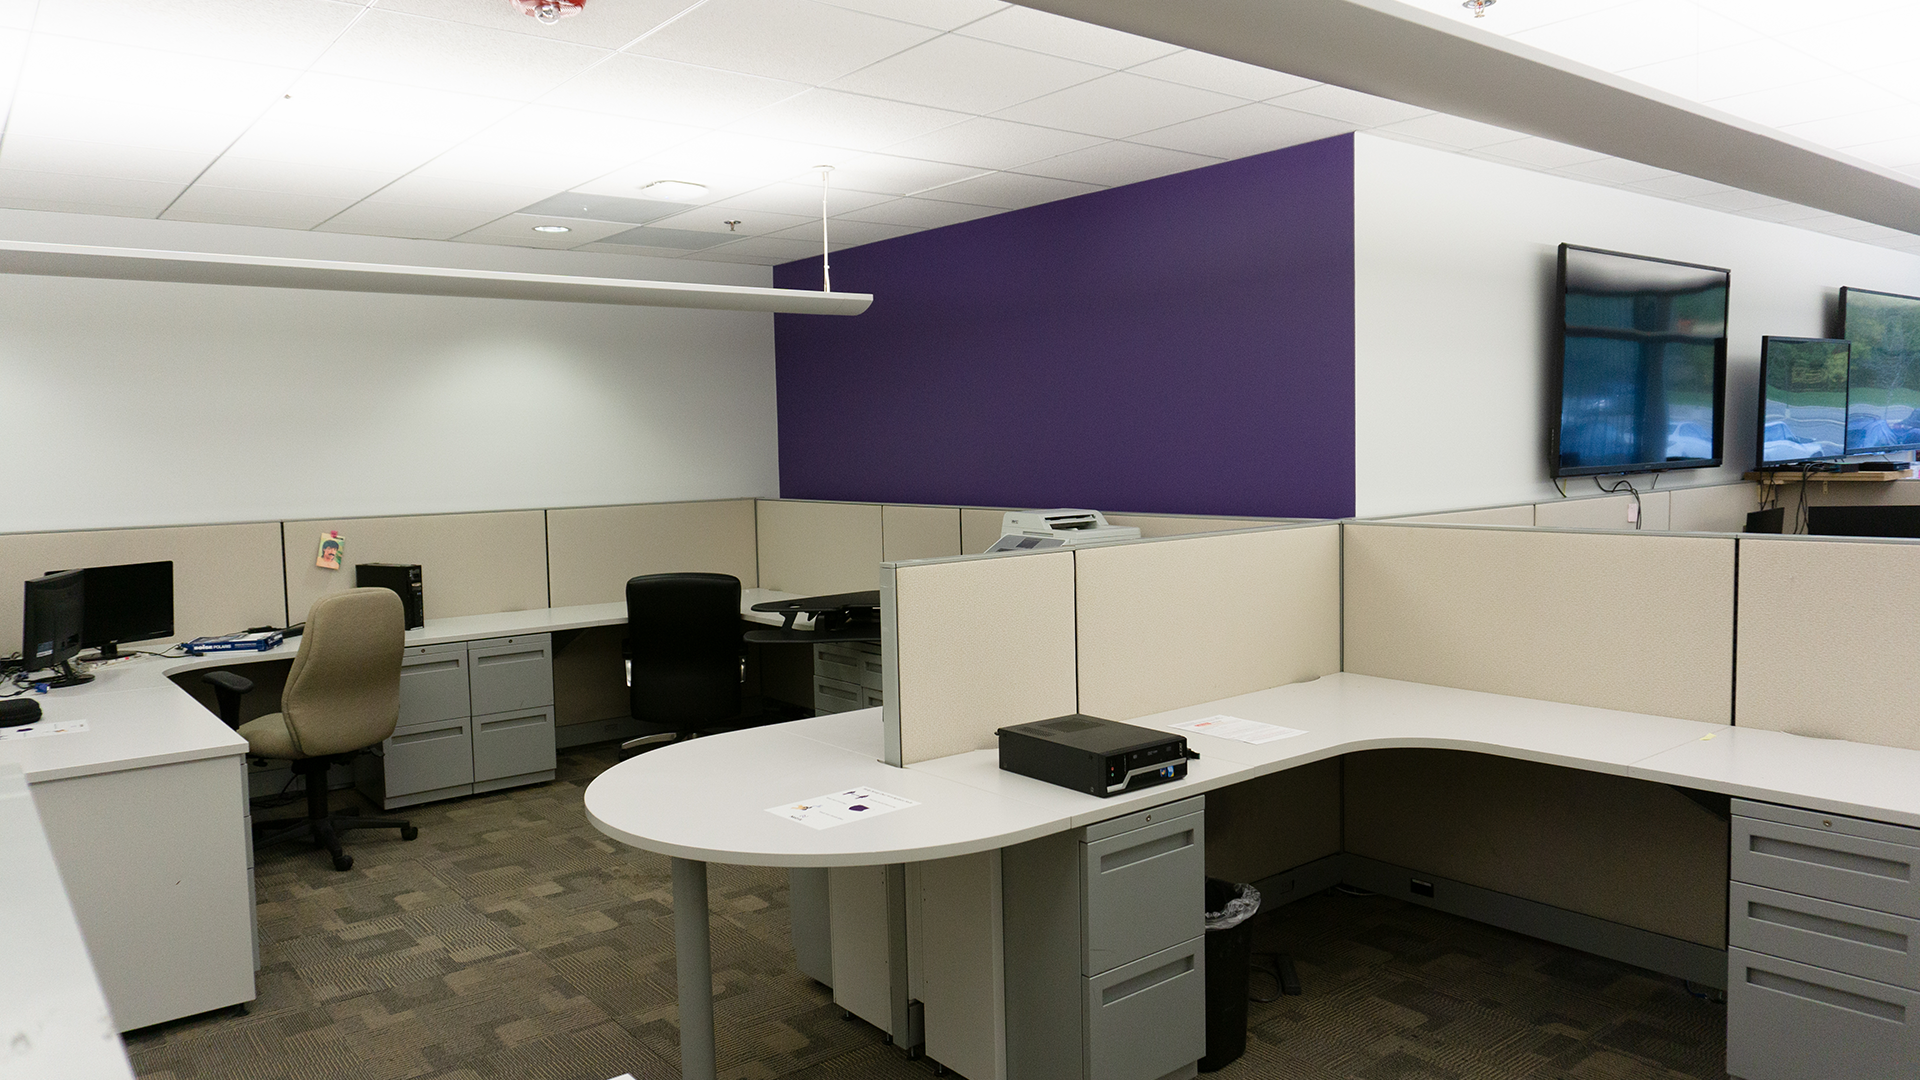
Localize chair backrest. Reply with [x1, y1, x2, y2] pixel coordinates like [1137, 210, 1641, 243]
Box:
[627, 573, 742, 728]
[281, 587, 405, 757]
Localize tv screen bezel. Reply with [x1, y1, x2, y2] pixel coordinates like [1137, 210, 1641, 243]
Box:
[1837, 286, 1920, 455]
[1755, 335, 1851, 469]
[1548, 243, 1731, 480]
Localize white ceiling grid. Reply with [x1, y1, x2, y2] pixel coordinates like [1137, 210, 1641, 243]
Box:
[0, 0, 1909, 264]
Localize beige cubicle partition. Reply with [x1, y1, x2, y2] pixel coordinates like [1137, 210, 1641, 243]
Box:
[883, 550, 1078, 766]
[1385, 504, 1534, 526]
[545, 499, 758, 607]
[0, 522, 285, 656]
[283, 510, 549, 623]
[881, 504, 962, 563]
[1533, 490, 1672, 532]
[959, 507, 1010, 556]
[756, 500, 884, 596]
[1668, 482, 1763, 533]
[1736, 535, 1920, 749]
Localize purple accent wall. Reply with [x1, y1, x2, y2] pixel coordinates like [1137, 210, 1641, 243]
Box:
[773, 134, 1355, 519]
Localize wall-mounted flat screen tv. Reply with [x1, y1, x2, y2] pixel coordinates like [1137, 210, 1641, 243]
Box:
[1756, 336, 1850, 467]
[1839, 287, 1920, 455]
[1550, 244, 1729, 478]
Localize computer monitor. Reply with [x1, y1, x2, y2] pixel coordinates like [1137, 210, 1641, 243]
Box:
[73, 560, 174, 659]
[1756, 336, 1849, 467]
[21, 570, 92, 687]
[1805, 504, 1920, 539]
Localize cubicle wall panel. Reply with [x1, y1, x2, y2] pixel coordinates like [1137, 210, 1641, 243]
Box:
[1101, 513, 1295, 538]
[881, 504, 961, 563]
[756, 500, 884, 595]
[1533, 492, 1672, 532]
[0, 522, 284, 655]
[1381, 505, 1534, 526]
[546, 499, 758, 606]
[959, 507, 1010, 557]
[1345, 750, 1730, 947]
[1669, 483, 1763, 533]
[1737, 537, 1920, 750]
[1343, 523, 1736, 724]
[889, 550, 1078, 765]
[283, 511, 548, 623]
[1204, 760, 1342, 884]
[1076, 525, 1342, 721]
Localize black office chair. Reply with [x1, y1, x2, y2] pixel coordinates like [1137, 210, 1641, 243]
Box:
[620, 573, 747, 754]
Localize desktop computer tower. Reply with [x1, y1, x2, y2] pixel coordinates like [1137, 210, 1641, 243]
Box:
[355, 563, 424, 629]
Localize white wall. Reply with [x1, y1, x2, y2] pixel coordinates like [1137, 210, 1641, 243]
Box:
[1353, 134, 1920, 519]
[0, 210, 779, 532]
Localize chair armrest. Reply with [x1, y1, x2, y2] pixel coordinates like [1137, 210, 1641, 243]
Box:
[200, 671, 255, 729]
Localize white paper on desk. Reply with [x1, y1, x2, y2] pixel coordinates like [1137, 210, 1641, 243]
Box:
[1170, 715, 1305, 745]
[767, 786, 918, 831]
[0, 718, 89, 741]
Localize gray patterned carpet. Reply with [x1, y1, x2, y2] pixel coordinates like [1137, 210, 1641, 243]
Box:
[125, 744, 1727, 1080]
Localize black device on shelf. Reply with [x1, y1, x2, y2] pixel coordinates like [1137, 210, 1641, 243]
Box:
[1549, 244, 1730, 478]
[58, 560, 174, 659]
[1839, 287, 1920, 456]
[1756, 337, 1850, 468]
[997, 713, 1189, 798]
[21, 569, 92, 687]
[1744, 508, 1787, 534]
[1806, 504, 1920, 539]
[355, 563, 424, 629]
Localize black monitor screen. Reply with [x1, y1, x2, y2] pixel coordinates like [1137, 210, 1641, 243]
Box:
[1840, 287, 1920, 454]
[1551, 244, 1729, 478]
[1757, 336, 1849, 466]
[22, 569, 84, 672]
[78, 561, 174, 651]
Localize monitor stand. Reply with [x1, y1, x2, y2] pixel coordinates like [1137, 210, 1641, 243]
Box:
[31, 659, 94, 688]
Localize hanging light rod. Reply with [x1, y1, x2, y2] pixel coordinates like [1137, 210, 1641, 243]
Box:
[0, 239, 873, 316]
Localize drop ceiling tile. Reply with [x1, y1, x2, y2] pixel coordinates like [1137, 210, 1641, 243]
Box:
[0, 167, 183, 211]
[376, 0, 691, 48]
[1713, 77, 1909, 133]
[1847, 134, 1920, 170]
[597, 224, 735, 249]
[881, 117, 1103, 171]
[465, 105, 699, 161]
[824, 153, 984, 196]
[726, 89, 971, 153]
[716, 180, 895, 217]
[916, 169, 1101, 208]
[620, 131, 847, 189]
[271, 72, 521, 141]
[20, 34, 298, 116]
[456, 213, 638, 247]
[572, 240, 696, 257]
[955, 6, 1179, 69]
[1395, 0, 1648, 35]
[647, 205, 815, 236]
[312, 8, 608, 100]
[1628, 173, 1733, 199]
[1791, 8, 1920, 72]
[0, 0, 36, 30]
[5, 93, 254, 154]
[1691, 0, 1910, 36]
[406, 142, 618, 190]
[518, 191, 687, 223]
[811, 0, 1005, 30]
[1739, 201, 1835, 224]
[1783, 106, 1920, 153]
[1860, 61, 1920, 103]
[688, 234, 822, 260]
[1556, 156, 1672, 184]
[32, 0, 363, 66]
[993, 72, 1241, 139]
[1131, 103, 1352, 158]
[771, 217, 916, 245]
[225, 121, 454, 173]
[829, 34, 1104, 115]
[1373, 112, 1524, 150]
[165, 184, 356, 227]
[1510, 0, 1762, 74]
[0, 134, 213, 184]
[839, 196, 1001, 228]
[192, 156, 400, 200]
[1126, 50, 1318, 101]
[1474, 136, 1609, 169]
[679, 248, 782, 265]
[628, 0, 939, 85]
[540, 54, 807, 127]
[315, 200, 504, 240]
[1686, 188, 1785, 212]
[1622, 39, 1834, 103]
[1270, 85, 1429, 127]
[1017, 140, 1218, 186]
[363, 175, 557, 213]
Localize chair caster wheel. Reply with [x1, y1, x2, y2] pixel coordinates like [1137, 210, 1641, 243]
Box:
[332, 853, 354, 872]
[933, 1064, 947, 1076]
[905, 1045, 920, 1060]
[841, 1010, 853, 1021]
[401, 825, 418, 841]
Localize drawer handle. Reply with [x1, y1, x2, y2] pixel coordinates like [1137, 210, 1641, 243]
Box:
[1747, 967, 1905, 1023]
[480, 715, 549, 732]
[404, 658, 462, 674]
[475, 649, 545, 666]
[818, 683, 858, 702]
[392, 725, 465, 745]
[1100, 829, 1194, 874]
[1749, 901, 1909, 953]
[1101, 954, 1194, 1006]
[1752, 835, 1912, 881]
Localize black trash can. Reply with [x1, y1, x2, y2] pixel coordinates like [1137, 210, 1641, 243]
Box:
[1199, 878, 1259, 1072]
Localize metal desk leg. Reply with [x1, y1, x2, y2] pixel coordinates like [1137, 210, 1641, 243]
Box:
[672, 857, 717, 1080]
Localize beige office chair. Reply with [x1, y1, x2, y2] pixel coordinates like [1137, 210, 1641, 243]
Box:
[215, 588, 418, 871]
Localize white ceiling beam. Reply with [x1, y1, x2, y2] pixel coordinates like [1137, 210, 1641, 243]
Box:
[1012, 0, 1920, 234]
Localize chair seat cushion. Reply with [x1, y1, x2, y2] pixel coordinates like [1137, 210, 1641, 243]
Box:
[238, 713, 302, 760]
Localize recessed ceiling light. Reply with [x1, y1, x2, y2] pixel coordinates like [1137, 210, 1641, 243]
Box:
[532, 225, 571, 233]
[641, 180, 709, 202]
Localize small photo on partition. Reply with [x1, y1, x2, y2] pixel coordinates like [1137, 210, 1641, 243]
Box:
[316, 531, 345, 570]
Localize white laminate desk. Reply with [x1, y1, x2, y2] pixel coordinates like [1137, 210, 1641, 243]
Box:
[0, 589, 797, 1034]
[584, 671, 1920, 1080]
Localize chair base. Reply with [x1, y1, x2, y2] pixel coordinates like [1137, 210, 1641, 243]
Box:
[255, 757, 417, 871]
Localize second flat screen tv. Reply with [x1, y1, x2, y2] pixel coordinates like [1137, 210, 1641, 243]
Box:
[1551, 244, 1729, 478]
[1839, 287, 1920, 455]
[1756, 336, 1850, 467]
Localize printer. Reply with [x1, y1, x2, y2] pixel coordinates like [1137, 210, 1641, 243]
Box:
[985, 509, 1141, 553]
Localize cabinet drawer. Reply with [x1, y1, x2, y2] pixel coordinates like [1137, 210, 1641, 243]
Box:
[814, 646, 863, 685]
[1734, 815, 1920, 918]
[1084, 937, 1206, 1080]
[473, 706, 556, 786]
[813, 676, 861, 714]
[1733, 883, 1920, 991]
[468, 634, 553, 713]
[1728, 947, 1920, 1080]
[382, 718, 474, 798]
[862, 688, 884, 710]
[400, 642, 469, 725]
[1081, 810, 1204, 976]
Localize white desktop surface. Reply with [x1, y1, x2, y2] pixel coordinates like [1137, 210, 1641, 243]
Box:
[1631, 726, 1920, 830]
[0, 684, 246, 783]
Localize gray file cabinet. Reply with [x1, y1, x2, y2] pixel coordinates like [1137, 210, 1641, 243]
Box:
[1003, 796, 1207, 1080]
[1728, 799, 1920, 1080]
[359, 634, 555, 809]
[814, 641, 883, 714]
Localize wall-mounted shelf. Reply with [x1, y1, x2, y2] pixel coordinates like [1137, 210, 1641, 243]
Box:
[0, 239, 872, 315]
[1746, 469, 1916, 484]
